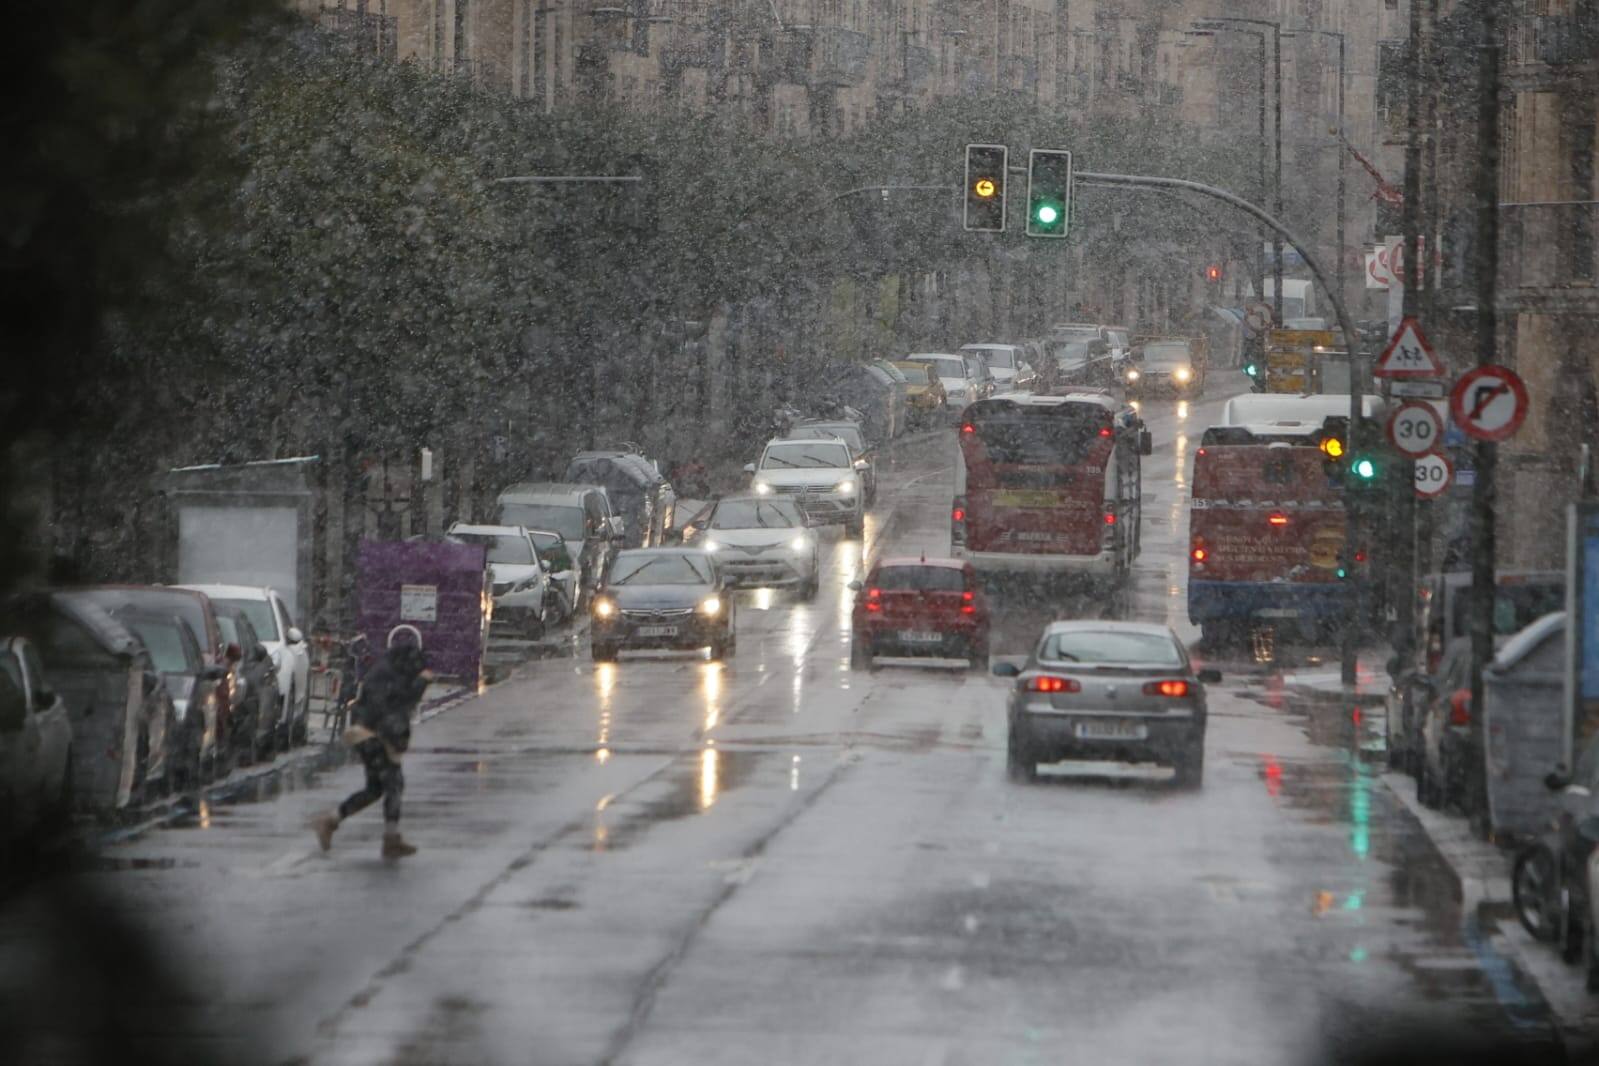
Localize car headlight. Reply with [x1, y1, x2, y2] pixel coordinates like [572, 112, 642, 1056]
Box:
[753, 481, 773, 496]
[836, 480, 856, 495]
[1175, 366, 1193, 382]
[789, 534, 810, 552]
[593, 597, 617, 619]
[698, 596, 722, 617]
[702, 539, 721, 552]
[1125, 369, 1140, 382]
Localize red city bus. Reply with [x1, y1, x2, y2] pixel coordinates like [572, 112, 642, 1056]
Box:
[952, 392, 1151, 584]
[1187, 421, 1356, 645]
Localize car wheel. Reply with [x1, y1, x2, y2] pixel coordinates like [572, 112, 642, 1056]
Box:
[708, 637, 728, 662]
[1173, 739, 1205, 788]
[591, 642, 619, 663]
[1513, 844, 1563, 943]
[1006, 730, 1038, 783]
[967, 642, 989, 673]
[845, 514, 865, 539]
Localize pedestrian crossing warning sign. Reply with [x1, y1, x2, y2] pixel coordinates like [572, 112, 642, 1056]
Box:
[1373, 316, 1444, 379]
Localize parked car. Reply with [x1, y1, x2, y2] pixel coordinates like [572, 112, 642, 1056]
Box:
[1514, 732, 1599, 988]
[590, 549, 737, 661]
[788, 418, 876, 506]
[5, 593, 179, 810]
[960, 343, 1036, 393]
[213, 604, 283, 761]
[690, 495, 819, 598]
[905, 353, 982, 413]
[111, 608, 225, 786]
[892, 360, 948, 424]
[993, 621, 1220, 786]
[561, 451, 677, 549]
[1415, 638, 1475, 810]
[176, 584, 310, 745]
[745, 437, 867, 537]
[1388, 570, 1564, 776]
[497, 482, 622, 602]
[446, 523, 552, 638]
[59, 585, 238, 761]
[848, 557, 989, 671]
[0, 636, 73, 838]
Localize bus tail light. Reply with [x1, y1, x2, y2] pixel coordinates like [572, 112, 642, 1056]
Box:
[1103, 511, 1117, 525]
[1027, 676, 1080, 693]
[961, 589, 976, 615]
[1190, 536, 1209, 566]
[951, 496, 967, 546]
[1143, 680, 1192, 698]
[1267, 513, 1290, 527]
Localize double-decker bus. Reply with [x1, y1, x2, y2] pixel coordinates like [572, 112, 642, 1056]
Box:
[952, 392, 1151, 584]
[1186, 399, 1384, 645]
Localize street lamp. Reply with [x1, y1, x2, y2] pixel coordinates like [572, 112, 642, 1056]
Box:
[1196, 16, 1282, 324]
[1283, 29, 1347, 318]
[1184, 27, 1267, 320]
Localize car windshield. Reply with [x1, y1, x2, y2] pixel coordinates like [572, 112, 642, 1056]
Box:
[913, 357, 965, 379]
[1141, 342, 1192, 366]
[1052, 341, 1094, 368]
[452, 532, 536, 566]
[896, 364, 932, 385]
[971, 348, 1015, 369]
[608, 553, 711, 586]
[500, 503, 585, 541]
[711, 500, 802, 529]
[761, 442, 851, 469]
[873, 566, 966, 591]
[793, 425, 864, 453]
[114, 614, 198, 675]
[214, 598, 279, 641]
[1040, 630, 1184, 666]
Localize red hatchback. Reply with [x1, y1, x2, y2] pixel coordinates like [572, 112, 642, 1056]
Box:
[849, 557, 990, 670]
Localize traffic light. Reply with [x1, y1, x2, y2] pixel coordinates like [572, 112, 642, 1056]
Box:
[964, 144, 1007, 232]
[1350, 455, 1379, 483]
[1025, 149, 1071, 238]
[1318, 436, 1346, 460]
[1204, 263, 1223, 283]
[1243, 361, 1260, 379]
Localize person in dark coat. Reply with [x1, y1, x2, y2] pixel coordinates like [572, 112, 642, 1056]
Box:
[311, 643, 431, 859]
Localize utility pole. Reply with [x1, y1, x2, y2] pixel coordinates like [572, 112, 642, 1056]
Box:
[1466, 0, 1502, 828]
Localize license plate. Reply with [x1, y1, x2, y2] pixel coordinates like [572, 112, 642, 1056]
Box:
[1074, 720, 1147, 740]
[1256, 608, 1300, 619]
[636, 625, 678, 637]
[1013, 531, 1060, 543]
[898, 630, 942, 643]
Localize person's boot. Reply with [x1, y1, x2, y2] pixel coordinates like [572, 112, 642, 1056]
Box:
[311, 810, 340, 852]
[381, 827, 417, 859]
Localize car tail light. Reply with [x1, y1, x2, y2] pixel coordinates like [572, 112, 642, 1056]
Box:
[1267, 513, 1290, 527]
[1449, 689, 1471, 726]
[1103, 511, 1117, 525]
[1098, 427, 1112, 438]
[961, 422, 975, 435]
[1196, 447, 1207, 457]
[865, 587, 882, 612]
[1143, 680, 1191, 697]
[960, 589, 976, 615]
[952, 506, 966, 523]
[1027, 676, 1080, 693]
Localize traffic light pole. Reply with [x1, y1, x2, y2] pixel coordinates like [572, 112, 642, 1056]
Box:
[1075, 170, 1366, 685]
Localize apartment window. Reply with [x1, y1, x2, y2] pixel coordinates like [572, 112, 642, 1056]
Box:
[455, 0, 470, 72]
[433, 0, 445, 71]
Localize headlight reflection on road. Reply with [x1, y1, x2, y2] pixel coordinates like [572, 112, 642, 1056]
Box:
[702, 662, 723, 731]
[791, 754, 801, 791]
[700, 746, 720, 811]
[1176, 400, 1189, 421]
[595, 662, 616, 762]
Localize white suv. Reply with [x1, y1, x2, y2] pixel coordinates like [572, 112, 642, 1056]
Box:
[744, 438, 866, 538]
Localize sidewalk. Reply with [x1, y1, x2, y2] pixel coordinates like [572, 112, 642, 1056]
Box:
[1384, 768, 1599, 1054]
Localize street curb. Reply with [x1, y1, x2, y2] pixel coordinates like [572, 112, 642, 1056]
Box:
[1381, 769, 1599, 1053]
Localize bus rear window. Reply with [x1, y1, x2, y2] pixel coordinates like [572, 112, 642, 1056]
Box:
[968, 411, 1106, 466]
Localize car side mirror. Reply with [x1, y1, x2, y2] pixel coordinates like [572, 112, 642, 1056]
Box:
[854, 459, 868, 471]
[743, 463, 756, 474]
[286, 626, 305, 645]
[991, 662, 1021, 678]
[1140, 430, 1153, 456]
[847, 580, 863, 591]
[1545, 769, 1571, 792]
[34, 687, 56, 710]
[609, 516, 624, 537]
[225, 642, 243, 663]
[539, 558, 552, 571]
[1197, 668, 1222, 684]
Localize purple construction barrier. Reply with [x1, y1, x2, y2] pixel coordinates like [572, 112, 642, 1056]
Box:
[356, 539, 489, 687]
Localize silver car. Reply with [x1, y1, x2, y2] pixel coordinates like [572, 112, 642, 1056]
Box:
[993, 621, 1219, 787]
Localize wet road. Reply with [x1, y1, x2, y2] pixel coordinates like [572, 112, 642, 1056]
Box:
[6, 383, 1570, 1065]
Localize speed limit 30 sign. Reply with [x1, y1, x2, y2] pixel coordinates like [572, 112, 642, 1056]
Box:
[1414, 452, 1453, 499]
[1386, 402, 1444, 458]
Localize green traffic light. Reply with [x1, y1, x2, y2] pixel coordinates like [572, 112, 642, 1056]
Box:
[1352, 457, 1377, 480]
[1336, 567, 1348, 579]
[1243, 363, 1259, 377]
[1035, 203, 1060, 225]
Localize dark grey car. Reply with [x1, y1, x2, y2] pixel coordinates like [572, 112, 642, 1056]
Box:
[589, 549, 736, 662]
[994, 621, 1219, 787]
